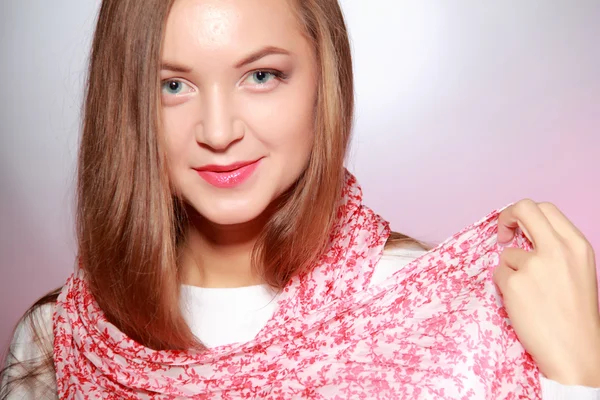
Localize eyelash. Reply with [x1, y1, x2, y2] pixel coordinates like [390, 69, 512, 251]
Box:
[253, 69, 288, 82]
[161, 69, 288, 96]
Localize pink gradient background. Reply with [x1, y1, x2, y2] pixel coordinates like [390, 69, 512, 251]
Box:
[1, 2, 598, 351]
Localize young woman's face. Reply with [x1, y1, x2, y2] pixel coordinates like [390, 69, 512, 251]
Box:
[161, 0, 317, 226]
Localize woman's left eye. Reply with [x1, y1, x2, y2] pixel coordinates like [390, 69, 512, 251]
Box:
[244, 71, 279, 86]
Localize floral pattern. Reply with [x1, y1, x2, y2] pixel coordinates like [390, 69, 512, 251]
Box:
[53, 171, 540, 399]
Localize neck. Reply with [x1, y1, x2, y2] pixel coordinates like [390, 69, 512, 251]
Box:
[181, 209, 269, 289]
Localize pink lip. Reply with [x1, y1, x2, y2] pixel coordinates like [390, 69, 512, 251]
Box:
[194, 159, 262, 188]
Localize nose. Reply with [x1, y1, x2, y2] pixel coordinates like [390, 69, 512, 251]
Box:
[195, 87, 243, 151]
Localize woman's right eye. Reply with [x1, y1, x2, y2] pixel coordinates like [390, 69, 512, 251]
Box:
[161, 80, 193, 96]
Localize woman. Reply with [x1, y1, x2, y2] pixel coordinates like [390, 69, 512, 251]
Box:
[2, 0, 599, 398]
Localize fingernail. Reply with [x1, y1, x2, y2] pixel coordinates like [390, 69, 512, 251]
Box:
[497, 240, 512, 248]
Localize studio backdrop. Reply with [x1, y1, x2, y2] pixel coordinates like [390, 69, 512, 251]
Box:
[1, 0, 598, 350]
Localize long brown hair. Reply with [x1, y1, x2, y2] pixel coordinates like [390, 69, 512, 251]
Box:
[77, 0, 363, 352]
[1, 0, 428, 396]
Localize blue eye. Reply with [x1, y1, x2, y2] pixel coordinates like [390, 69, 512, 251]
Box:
[249, 71, 275, 85]
[162, 80, 189, 95]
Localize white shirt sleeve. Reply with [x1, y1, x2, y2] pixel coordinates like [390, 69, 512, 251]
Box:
[1, 303, 57, 399]
[540, 376, 600, 400]
[378, 245, 600, 399]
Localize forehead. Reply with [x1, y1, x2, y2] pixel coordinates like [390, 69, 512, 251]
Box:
[163, 0, 304, 58]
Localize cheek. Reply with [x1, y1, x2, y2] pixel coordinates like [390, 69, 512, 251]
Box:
[243, 85, 316, 156]
[161, 105, 197, 162]
[160, 107, 199, 194]
[273, 97, 315, 160]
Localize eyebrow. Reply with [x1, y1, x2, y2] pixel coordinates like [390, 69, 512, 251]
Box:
[234, 46, 290, 68]
[160, 46, 290, 73]
[161, 63, 192, 73]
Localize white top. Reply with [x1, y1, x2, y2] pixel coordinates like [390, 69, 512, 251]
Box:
[2, 247, 599, 399]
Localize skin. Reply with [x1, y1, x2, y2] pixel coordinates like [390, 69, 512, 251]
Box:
[496, 200, 600, 386]
[160, 0, 600, 388]
[160, 0, 317, 288]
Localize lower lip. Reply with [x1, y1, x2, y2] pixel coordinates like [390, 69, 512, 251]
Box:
[196, 160, 261, 189]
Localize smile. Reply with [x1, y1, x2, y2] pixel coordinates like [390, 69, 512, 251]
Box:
[194, 158, 262, 188]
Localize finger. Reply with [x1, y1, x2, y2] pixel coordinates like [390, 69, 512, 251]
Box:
[537, 202, 586, 243]
[493, 248, 531, 295]
[499, 247, 532, 271]
[497, 202, 533, 244]
[493, 261, 516, 295]
[497, 199, 557, 251]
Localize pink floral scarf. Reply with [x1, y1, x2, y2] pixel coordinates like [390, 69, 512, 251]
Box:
[53, 172, 540, 399]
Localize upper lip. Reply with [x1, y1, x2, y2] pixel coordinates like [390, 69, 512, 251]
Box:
[194, 158, 261, 173]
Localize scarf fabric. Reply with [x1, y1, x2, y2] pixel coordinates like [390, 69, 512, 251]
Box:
[53, 172, 540, 399]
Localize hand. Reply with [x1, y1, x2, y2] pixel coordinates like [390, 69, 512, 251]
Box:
[493, 199, 600, 387]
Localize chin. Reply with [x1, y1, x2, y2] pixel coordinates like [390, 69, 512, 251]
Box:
[189, 196, 273, 227]
[203, 209, 265, 226]
[180, 170, 298, 228]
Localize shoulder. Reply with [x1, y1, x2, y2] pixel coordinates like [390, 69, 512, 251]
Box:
[382, 243, 429, 258]
[1, 301, 57, 399]
[370, 245, 428, 286]
[10, 302, 55, 357]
